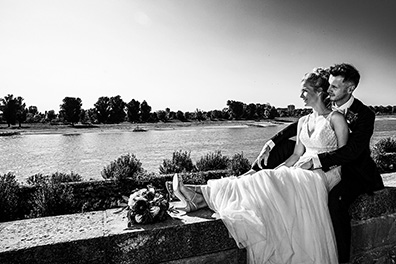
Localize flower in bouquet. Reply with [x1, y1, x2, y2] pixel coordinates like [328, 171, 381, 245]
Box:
[127, 185, 170, 226]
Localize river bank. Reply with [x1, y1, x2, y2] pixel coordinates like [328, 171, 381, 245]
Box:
[1, 115, 395, 136]
[0, 119, 291, 136]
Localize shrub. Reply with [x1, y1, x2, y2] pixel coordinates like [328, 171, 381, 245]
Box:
[26, 173, 78, 218]
[196, 150, 229, 171]
[101, 153, 144, 181]
[27, 172, 82, 185]
[178, 171, 207, 185]
[372, 137, 396, 173]
[26, 173, 48, 185]
[229, 152, 251, 175]
[0, 173, 20, 222]
[159, 150, 196, 174]
[51, 172, 82, 183]
[135, 172, 169, 189]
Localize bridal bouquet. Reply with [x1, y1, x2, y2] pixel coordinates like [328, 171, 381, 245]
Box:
[126, 185, 170, 226]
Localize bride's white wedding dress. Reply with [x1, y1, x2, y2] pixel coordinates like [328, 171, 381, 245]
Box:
[201, 112, 340, 264]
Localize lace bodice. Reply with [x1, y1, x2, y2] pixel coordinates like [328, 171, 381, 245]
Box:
[299, 111, 338, 156]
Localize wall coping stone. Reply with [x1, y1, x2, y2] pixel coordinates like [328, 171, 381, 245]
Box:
[1, 187, 395, 263]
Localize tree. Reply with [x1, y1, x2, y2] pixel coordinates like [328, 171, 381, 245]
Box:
[140, 100, 151, 122]
[1, 94, 17, 127]
[126, 99, 140, 123]
[15, 97, 27, 127]
[94, 97, 111, 123]
[255, 104, 263, 119]
[221, 108, 230, 120]
[227, 100, 244, 119]
[195, 109, 205, 121]
[245, 103, 257, 120]
[157, 110, 167, 122]
[184, 112, 191, 120]
[108, 95, 126, 124]
[176, 110, 185, 121]
[28, 106, 38, 115]
[1, 94, 26, 127]
[60, 97, 82, 125]
[79, 109, 89, 123]
[268, 106, 279, 119]
[86, 108, 97, 123]
[149, 112, 159, 122]
[210, 110, 222, 120]
[46, 110, 57, 122]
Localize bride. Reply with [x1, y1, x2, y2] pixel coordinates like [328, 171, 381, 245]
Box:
[171, 68, 348, 264]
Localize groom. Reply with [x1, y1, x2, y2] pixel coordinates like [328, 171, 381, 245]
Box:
[251, 63, 384, 263]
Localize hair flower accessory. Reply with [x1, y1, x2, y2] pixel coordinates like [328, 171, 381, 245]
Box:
[345, 109, 358, 124]
[126, 185, 170, 226]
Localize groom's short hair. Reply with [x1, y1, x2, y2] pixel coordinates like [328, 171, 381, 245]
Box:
[329, 63, 360, 87]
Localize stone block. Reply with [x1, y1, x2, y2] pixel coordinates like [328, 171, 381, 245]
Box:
[351, 213, 396, 255]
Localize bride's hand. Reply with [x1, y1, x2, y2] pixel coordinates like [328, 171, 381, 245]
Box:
[254, 145, 271, 169]
[294, 159, 313, 170]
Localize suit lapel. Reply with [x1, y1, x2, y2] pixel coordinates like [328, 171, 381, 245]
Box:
[346, 99, 361, 130]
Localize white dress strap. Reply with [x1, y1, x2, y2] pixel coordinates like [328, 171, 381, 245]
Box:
[325, 111, 336, 121]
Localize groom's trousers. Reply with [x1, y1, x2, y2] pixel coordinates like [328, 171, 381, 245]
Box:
[328, 179, 364, 263]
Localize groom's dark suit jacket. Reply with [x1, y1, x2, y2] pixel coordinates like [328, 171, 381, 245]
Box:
[264, 98, 384, 194]
[318, 98, 384, 194]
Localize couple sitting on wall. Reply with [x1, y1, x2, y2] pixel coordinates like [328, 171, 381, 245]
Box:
[167, 63, 384, 264]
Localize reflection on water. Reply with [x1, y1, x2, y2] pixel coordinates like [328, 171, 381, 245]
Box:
[1, 118, 395, 182]
[0, 125, 284, 182]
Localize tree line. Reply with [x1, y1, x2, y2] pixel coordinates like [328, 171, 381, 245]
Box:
[0, 94, 395, 127]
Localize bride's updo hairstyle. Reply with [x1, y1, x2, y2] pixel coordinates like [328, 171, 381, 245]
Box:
[301, 67, 330, 105]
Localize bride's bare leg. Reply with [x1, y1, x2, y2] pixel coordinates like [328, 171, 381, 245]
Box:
[185, 184, 203, 194]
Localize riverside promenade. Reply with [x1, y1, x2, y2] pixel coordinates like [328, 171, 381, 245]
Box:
[1, 173, 396, 264]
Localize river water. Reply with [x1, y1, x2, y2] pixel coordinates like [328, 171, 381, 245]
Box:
[1, 118, 396, 182]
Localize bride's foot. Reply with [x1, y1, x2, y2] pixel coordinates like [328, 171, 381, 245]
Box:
[165, 181, 202, 200]
[172, 174, 206, 212]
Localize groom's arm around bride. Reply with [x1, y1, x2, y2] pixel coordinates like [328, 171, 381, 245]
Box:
[252, 63, 384, 263]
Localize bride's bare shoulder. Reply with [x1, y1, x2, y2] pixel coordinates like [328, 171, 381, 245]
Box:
[330, 111, 348, 129]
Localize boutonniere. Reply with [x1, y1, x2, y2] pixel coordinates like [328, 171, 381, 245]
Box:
[345, 109, 358, 124]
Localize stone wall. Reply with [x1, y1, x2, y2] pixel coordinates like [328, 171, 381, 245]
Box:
[1, 185, 396, 263]
[14, 171, 227, 219]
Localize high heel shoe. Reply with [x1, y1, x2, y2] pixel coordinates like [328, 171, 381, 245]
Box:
[165, 181, 177, 201]
[172, 174, 198, 212]
[166, 181, 201, 197]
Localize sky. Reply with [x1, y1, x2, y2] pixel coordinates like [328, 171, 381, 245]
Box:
[1, 0, 395, 113]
